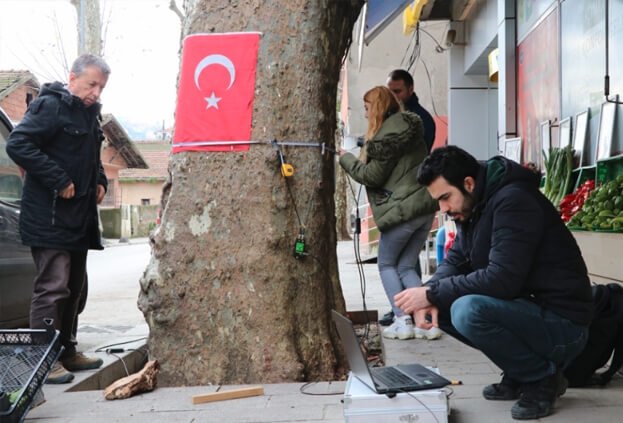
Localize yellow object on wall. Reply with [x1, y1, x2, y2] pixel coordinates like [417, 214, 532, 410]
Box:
[403, 0, 428, 35]
[488, 48, 499, 83]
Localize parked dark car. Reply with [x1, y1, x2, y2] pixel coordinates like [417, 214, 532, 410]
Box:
[0, 107, 36, 328]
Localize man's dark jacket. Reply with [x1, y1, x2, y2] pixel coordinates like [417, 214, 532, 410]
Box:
[426, 156, 593, 325]
[6, 82, 107, 251]
[404, 93, 436, 152]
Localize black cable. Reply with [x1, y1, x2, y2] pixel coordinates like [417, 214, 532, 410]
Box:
[284, 178, 304, 228]
[346, 178, 370, 342]
[419, 27, 446, 53]
[401, 24, 419, 69]
[401, 25, 449, 128]
[403, 28, 421, 72]
[94, 336, 148, 353]
[420, 58, 448, 127]
[299, 381, 344, 396]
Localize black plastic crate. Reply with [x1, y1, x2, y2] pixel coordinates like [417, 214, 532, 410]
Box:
[0, 324, 62, 423]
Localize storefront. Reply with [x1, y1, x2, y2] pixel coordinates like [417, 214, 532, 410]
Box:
[437, 0, 623, 283]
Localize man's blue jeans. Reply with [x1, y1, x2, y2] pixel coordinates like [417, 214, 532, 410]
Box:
[439, 295, 588, 383]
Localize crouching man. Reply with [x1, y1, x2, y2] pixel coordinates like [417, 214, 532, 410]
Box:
[395, 146, 592, 420]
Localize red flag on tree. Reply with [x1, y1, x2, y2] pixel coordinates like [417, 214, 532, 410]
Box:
[172, 32, 261, 153]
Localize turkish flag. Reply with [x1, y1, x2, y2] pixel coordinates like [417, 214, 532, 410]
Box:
[172, 32, 260, 153]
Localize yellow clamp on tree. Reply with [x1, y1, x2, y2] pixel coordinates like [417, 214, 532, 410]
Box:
[403, 0, 428, 35]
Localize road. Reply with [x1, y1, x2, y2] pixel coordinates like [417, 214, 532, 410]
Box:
[76, 239, 151, 351]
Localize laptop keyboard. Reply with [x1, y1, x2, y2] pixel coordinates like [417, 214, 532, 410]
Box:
[372, 366, 419, 387]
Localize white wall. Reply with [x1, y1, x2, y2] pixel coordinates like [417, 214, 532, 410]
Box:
[464, 0, 498, 74]
[447, 21, 499, 160]
[449, 85, 498, 160]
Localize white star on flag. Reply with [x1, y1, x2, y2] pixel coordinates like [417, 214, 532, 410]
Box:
[205, 92, 221, 109]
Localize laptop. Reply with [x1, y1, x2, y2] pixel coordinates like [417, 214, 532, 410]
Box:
[332, 310, 451, 394]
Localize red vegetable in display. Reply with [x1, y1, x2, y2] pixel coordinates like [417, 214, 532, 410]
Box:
[559, 179, 595, 222]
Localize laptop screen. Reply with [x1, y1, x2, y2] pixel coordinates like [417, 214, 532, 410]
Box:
[331, 310, 379, 390]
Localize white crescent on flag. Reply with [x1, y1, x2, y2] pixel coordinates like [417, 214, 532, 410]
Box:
[194, 54, 236, 88]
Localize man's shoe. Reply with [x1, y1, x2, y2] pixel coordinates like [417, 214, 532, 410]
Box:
[382, 315, 415, 340]
[379, 310, 394, 326]
[61, 352, 103, 372]
[510, 370, 561, 420]
[483, 374, 521, 400]
[414, 326, 443, 340]
[46, 362, 74, 384]
[554, 370, 568, 398]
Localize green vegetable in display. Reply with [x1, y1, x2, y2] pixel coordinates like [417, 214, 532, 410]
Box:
[569, 175, 623, 231]
[542, 145, 574, 206]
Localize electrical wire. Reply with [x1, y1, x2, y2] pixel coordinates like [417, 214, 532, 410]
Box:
[281, 147, 320, 233]
[401, 25, 449, 127]
[284, 178, 304, 228]
[420, 58, 448, 127]
[110, 352, 130, 377]
[94, 336, 148, 353]
[346, 176, 371, 343]
[402, 27, 422, 72]
[419, 26, 448, 54]
[397, 388, 443, 423]
[299, 381, 344, 396]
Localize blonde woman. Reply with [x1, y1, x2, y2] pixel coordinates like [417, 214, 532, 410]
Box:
[339, 86, 439, 340]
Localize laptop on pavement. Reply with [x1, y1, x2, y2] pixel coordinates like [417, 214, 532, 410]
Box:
[331, 310, 451, 394]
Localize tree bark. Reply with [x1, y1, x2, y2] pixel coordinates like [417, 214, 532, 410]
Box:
[138, 0, 363, 386]
[335, 120, 353, 241]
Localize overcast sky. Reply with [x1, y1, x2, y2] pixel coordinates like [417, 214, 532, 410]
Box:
[0, 0, 181, 139]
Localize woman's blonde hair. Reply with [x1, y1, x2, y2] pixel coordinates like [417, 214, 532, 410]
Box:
[363, 86, 401, 141]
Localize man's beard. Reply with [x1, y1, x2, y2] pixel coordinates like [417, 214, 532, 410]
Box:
[448, 191, 475, 222]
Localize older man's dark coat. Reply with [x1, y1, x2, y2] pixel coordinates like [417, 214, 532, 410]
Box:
[6, 82, 107, 251]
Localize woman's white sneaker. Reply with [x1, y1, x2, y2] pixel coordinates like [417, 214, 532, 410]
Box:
[382, 315, 415, 340]
[414, 326, 443, 340]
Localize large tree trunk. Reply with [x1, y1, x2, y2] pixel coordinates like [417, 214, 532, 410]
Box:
[138, 0, 363, 386]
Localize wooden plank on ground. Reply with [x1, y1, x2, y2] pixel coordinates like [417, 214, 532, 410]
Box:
[192, 386, 264, 405]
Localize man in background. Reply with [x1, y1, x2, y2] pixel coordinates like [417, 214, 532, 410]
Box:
[6, 54, 110, 384]
[387, 69, 436, 152]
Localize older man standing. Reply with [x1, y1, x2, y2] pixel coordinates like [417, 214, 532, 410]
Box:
[6, 54, 110, 384]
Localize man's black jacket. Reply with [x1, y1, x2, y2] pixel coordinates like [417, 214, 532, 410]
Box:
[426, 156, 593, 325]
[404, 93, 436, 152]
[6, 82, 107, 251]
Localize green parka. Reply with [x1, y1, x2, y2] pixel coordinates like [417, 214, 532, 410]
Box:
[339, 111, 438, 232]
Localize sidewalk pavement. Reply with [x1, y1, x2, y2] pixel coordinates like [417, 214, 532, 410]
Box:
[24, 240, 622, 422]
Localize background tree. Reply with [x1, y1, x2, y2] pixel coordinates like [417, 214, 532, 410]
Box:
[138, 0, 363, 386]
[70, 0, 102, 55]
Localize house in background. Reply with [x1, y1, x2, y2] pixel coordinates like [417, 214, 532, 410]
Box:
[100, 114, 148, 208]
[99, 140, 169, 238]
[118, 141, 169, 206]
[1, 70, 156, 238]
[0, 74, 149, 209]
[0, 70, 40, 121]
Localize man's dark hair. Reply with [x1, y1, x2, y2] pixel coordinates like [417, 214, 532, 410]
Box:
[388, 69, 413, 89]
[417, 146, 480, 192]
